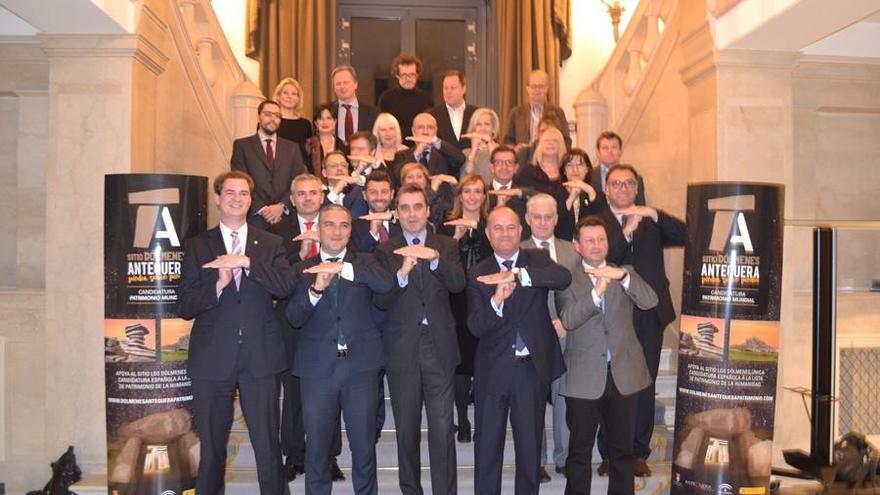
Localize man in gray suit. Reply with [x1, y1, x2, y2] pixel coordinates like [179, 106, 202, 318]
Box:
[555, 216, 658, 495]
[521, 193, 579, 482]
[231, 99, 306, 230]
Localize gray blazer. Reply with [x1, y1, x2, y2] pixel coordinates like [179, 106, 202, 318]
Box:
[555, 263, 658, 400]
[521, 237, 579, 321]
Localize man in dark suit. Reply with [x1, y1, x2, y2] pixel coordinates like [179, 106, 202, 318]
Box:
[322, 151, 369, 218]
[178, 171, 293, 495]
[393, 112, 466, 181]
[269, 173, 322, 481]
[596, 164, 686, 477]
[466, 206, 571, 495]
[286, 204, 394, 495]
[351, 169, 401, 254]
[486, 145, 530, 239]
[231, 99, 307, 230]
[375, 184, 466, 495]
[429, 69, 478, 150]
[590, 131, 646, 206]
[502, 70, 572, 153]
[329, 65, 380, 142]
[556, 216, 658, 495]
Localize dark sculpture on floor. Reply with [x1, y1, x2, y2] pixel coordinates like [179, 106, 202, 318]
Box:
[27, 445, 82, 495]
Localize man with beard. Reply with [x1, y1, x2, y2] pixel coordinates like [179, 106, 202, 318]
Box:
[231, 99, 306, 229]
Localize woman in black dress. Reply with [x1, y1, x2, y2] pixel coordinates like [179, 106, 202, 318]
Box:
[303, 103, 346, 178]
[557, 148, 608, 241]
[437, 173, 492, 443]
[514, 127, 573, 239]
[273, 77, 313, 160]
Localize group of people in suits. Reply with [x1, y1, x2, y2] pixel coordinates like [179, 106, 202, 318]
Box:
[178, 54, 688, 495]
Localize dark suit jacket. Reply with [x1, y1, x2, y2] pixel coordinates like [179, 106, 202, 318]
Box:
[285, 251, 393, 379]
[600, 208, 686, 329]
[487, 183, 531, 240]
[178, 225, 293, 380]
[591, 165, 647, 206]
[350, 217, 403, 253]
[374, 232, 467, 373]
[466, 249, 571, 386]
[430, 103, 478, 150]
[393, 140, 466, 180]
[330, 99, 380, 140]
[556, 263, 657, 399]
[230, 134, 306, 215]
[502, 102, 572, 149]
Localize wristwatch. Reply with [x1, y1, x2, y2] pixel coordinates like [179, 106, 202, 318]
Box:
[510, 267, 521, 282]
[309, 285, 324, 297]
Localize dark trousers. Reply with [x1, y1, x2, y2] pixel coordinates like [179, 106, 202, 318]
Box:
[301, 359, 379, 495]
[192, 371, 289, 495]
[454, 374, 472, 429]
[387, 328, 457, 495]
[474, 356, 547, 495]
[281, 372, 342, 464]
[598, 310, 663, 460]
[280, 372, 305, 464]
[565, 369, 637, 495]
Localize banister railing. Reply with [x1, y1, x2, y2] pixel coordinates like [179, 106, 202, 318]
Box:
[574, 0, 679, 160]
[165, 0, 263, 152]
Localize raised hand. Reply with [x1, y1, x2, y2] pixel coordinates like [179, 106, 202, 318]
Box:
[394, 244, 439, 261]
[476, 271, 515, 285]
[203, 253, 249, 269]
[584, 265, 627, 281]
[492, 280, 516, 305]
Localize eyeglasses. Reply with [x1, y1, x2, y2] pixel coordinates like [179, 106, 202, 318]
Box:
[608, 179, 637, 190]
[565, 160, 586, 168]
[261, 111, 282, 119]
[398, 72, 418, 79]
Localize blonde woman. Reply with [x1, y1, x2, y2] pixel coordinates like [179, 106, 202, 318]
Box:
[460, 107, 500, 184]
[273, 77, 313, 157]
[514, 127, 570, 237]
[372, 112, 408, 165]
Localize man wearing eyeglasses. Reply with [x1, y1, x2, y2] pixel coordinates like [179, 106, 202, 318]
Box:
[231, 99, 307, 230]
[487, 145, 530, 239]
[596, 164, 686, 478]
[379, 53, 434, 140]
[591, 131, 646, 206]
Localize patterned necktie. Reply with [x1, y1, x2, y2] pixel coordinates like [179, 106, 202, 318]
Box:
[419, 149, 430, 165]
[265, 139, 275, 170]
[304, 220, 318, 259]
[502, 259, 526, 352]
[342, 104, 354, 141]
[540, 240, 550, 250]
[378, 222, 390, 243]
[230, 230, 242, 289]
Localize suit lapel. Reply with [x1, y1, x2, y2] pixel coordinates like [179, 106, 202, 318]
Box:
[207, 227, 226, 259]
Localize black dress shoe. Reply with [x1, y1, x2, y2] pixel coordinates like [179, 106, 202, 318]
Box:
[330, 458, 346, 481]
[283, 462, 297, 482]
[539, 466, 552, 483]
[555, 465, 566, 476]
[456, 422, 472, 443]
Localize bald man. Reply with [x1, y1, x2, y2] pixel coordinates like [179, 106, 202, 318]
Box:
[502, 70, 572, 153]
[392, 112, 466, 183]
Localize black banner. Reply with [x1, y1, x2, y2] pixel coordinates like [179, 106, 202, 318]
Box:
[671, 183, 784, 495]
[104, 174, 207, 495]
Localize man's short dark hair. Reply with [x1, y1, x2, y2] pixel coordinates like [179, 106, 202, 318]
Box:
[319, 203, 351, 222]
[214, 171, 254, 195]
[442, 69, 466, 86]
[348, 131, 378, 151]
[392, 53, 422, 77]
[596, 130, 623, 149]
[606, 164, 639, 183]
[257, 99, 280, 115]
[365, 169, 393, 190]
[574, 215, 608, 241]
[396, 182, 428, 206]
[491, 145, 517, 164]
[331, 65, 357, 82]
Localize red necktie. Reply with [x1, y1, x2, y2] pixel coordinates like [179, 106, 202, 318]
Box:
[265, 139, 275, 170]
[304, 221, 318, 259]
[342, 103, 354, 142]
[378, 222, 390, 243]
